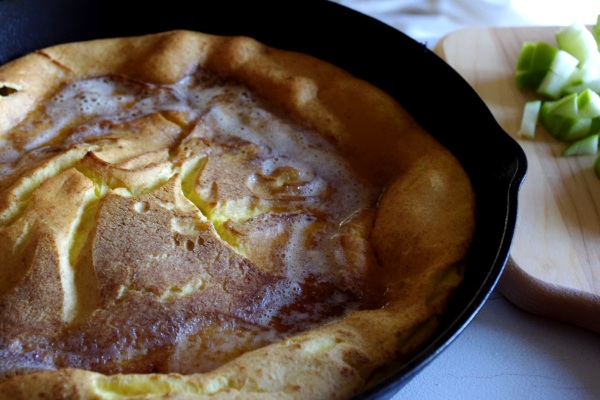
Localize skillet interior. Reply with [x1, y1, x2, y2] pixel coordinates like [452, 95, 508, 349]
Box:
[0, 0, 527, 398]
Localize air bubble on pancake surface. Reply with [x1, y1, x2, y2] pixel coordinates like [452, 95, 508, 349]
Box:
[0, 83, 20, 97]
[159, 280, 206, 301]
[27, 79, 172, 150]
[50, 78, 134, 116]
[250, 278, 303, 328]
[0, 338, 57, 373]
[133, 201, 150, 213]
[20, 73, 234, 153]
[171, 216, 207, 236]
[200, 101, 377, 222]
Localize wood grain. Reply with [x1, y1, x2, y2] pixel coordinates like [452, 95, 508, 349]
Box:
[435, 26, 600, 333]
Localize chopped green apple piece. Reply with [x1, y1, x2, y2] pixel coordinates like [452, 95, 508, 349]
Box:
[537, 71, 567, 98]
[540, 89, 600, 118]
[516, 42, 579, 95]
[551, 49, 580, 75]
[539, 99, 553, 118]
[531, 41, 560, 70]
[516, 16, 600, 179]
[565, 68, 587, 87]
[562, 133, 599, 156]
[516, 41, 536, 71]
[543, 115, 592, 141]
[577, 89, 600, 118]
[561, 118, 592, 141]
[556, 23, 599, 64]
[515, 41, 558, 72]
[562, 78, 600, 95]
[590, 116, 600, 135]
[536, 51, 579, 98]
[516, 41, 560, 89]
[518, 100, 542, 139]
[594, 153, 600, 178]
[540, 100, 592, 141]
[568, 56, 600, 85]
[546, 92, 578, 117]
[593, 15, 600, 50]
[516, 70, 548, 89]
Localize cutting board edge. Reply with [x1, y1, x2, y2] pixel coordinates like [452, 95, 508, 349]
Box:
[499, 257, 600, 334]
[434, 26, 600, 333]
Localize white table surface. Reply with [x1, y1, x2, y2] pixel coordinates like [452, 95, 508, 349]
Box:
[395, 289, 600, 400]
[332, 1, 600, 399]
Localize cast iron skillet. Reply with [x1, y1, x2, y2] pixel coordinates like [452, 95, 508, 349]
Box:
[0, 0, 527, 398]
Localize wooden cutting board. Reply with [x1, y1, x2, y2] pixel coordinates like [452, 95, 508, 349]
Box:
[435, 26, 600, 334]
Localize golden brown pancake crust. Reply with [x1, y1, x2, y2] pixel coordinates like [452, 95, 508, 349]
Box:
[0, 30, 475, 399]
